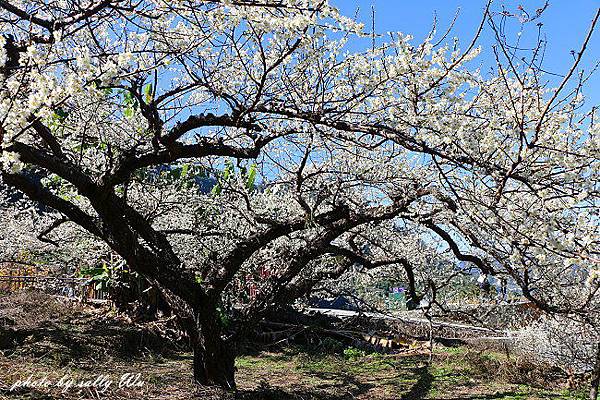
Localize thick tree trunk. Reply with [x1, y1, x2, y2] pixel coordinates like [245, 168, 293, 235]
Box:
[147, 277, 237, 390]
[590, 342, 600, 400]
[189, 312, 236, 389]
[192, 335, 236, 389]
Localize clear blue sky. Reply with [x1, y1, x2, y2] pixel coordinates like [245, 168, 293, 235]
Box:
[334, 0, 599, 104]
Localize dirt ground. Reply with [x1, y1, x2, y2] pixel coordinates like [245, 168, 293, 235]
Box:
[0, 291, 588, 400]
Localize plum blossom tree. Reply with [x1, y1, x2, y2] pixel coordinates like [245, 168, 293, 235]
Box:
[0, 0, 598, 391]
[0, 183, 109, 271]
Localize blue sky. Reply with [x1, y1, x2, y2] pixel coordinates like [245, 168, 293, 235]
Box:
[334, 0, 599, 104]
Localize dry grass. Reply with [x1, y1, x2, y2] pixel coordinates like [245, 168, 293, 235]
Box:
[0, 291, 588, 399]
[0, 291, 83, 329]
[0, 347, 587, 400]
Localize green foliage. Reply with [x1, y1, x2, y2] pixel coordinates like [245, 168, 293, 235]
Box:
[133, 168, 149, 181]
[246, 163, 257, 190]
[121, 90, 138, 118]
[212, 160, 258, 195]
[143, 83, 153, 103]
[44, 174, 81, 202]
[343, 347, 366, 361]
[78, 263, 111, 291]
[157, 163, 207, 189]
[77, 261, 136, 292]
[212, 160, 233, 195]
[318, 337, 344, 354]
[181, 163, 190, 178]
[45, 107, 69, 133]
[216, 306, 231, 329]
[53, 108, 68, 121]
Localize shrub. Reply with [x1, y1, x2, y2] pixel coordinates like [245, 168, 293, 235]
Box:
[343, 347, 366, 361]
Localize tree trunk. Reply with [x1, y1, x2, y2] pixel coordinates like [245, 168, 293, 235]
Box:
[590, 342, 600, 400]
[190, 312, 236, 389]
[149, 279, 237, 390]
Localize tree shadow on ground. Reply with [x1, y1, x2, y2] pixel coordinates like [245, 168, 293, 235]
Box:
[401, 365, 434, 400]
[234, 371, 375, 400]
[442, 392, 567, 400]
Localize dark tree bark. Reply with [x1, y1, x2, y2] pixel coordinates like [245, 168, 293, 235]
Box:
[160, 291, 237, 389]
[157, 284, 237, 389]
[191, 316, 236, 389]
